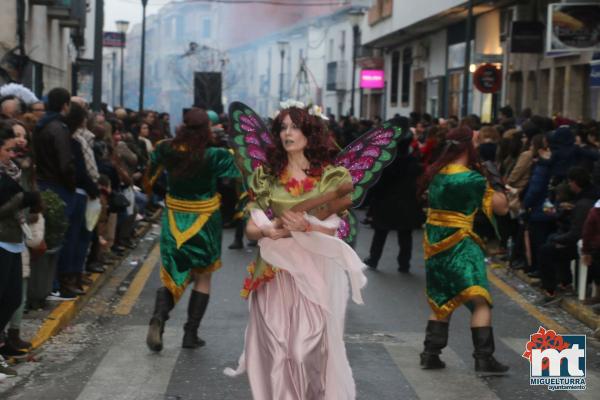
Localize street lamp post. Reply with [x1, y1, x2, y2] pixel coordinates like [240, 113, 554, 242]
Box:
[116, 20, 130, 108]
[348, 9, 364, 118]
[91, 0, 104, 111]
[461, 0, 474, 118]
[139, 0, 148, 111]
[277, 41, 288, 102]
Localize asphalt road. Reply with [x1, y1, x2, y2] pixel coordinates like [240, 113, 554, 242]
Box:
[3, 222, 600, 400]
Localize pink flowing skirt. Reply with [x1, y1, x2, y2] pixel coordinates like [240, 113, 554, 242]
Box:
[246, 271, 328, 400]
[225, 211, 367, 400]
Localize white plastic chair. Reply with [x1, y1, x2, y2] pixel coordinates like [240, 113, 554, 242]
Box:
[577, 240, 589, 301]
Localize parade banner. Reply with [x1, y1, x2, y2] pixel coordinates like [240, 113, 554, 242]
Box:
[546, 3, 600, 52]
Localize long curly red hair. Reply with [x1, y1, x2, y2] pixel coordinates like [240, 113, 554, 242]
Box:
[167, 108, 214, 177]
[418, 126, 484, 196]
[268, 107, 332, 177]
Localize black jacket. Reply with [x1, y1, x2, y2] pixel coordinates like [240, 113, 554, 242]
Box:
[33, 112, 76, 191]
[0, 174, 37, 243]
[369, 152, 424, 231]
[552, 185, 598, 247]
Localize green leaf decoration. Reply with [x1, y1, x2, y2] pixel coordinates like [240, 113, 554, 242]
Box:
[371, 162, 382, 173]
[380, 150, 391, 161]
[352, 187, 363, 202]
[359, 170, 374, 184]
[234, 135, 245, 145]
[243, 159, 252, 173]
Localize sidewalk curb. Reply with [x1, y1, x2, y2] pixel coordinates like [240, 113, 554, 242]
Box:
[491, 263, 600, 336]
[29, 217, 159, 350]
[561, 298, 600, 336]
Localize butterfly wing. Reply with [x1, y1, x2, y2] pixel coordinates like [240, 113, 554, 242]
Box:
[335, 121, 404, 207]
[336, 209, 358, 248]
[228, 102, 273, 180]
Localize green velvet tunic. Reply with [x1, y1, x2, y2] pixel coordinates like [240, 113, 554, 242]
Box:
[148, 142, 241, 301]
[424, 164, 495, 319]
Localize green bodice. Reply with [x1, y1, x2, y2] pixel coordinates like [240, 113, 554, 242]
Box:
[240, 165, 352, 298]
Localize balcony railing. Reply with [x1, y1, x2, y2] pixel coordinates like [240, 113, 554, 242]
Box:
[30, 0, 56, 5]
[47, 0, 86, 29]
[48, 0, 72, 20]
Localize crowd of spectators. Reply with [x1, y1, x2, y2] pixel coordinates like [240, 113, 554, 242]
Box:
[0, 87, 172, 377]
[349, 105, 600, 308]
[2, 85, 600, 378]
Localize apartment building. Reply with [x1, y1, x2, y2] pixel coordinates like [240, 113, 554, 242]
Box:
[362, 0, 599, 121]
[123, 1, 221, 124]
[0, 0, 87, 96]
[225, 1, 372, 119]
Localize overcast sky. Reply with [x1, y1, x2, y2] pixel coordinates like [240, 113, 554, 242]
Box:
[104, 0, 165, 32]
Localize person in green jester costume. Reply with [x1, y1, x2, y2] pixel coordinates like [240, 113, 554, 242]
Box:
[419, 126, 511, 375]
[145, 108, 241, 351]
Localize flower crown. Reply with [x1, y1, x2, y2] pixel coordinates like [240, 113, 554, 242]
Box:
[274, 99, 329, 121]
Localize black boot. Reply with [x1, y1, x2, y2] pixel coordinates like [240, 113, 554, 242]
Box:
[420, 320, 449, 369]
[471, 327, 509, 375]
[146, 287, 174, 352]
[228, 223, 244, 249]
[7, 329, 32, 351]
[182, 290, 209, 349]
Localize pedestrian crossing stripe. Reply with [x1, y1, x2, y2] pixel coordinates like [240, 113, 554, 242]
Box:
[72, 327, 598, 400]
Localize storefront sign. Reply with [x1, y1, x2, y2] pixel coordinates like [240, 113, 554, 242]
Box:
[103, 32, 125, 48]
[360, 70, 385, 89]
[547, 3, 600, 52]
[474, 54, 504, 64]
[473, 64, 502, 94]
[511, 21, 544, 53]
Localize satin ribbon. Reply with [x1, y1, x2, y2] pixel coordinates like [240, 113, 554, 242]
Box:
[166, 194, 221, 249]
[423, 208, 484, 260]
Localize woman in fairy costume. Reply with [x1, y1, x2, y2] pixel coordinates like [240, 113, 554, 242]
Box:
[224, 103, 376, 399]
[419, 126, 510, 375]
[145, 108, 240, 351]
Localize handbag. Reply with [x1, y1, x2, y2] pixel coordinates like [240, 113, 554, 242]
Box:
[108, 191, 131, 213]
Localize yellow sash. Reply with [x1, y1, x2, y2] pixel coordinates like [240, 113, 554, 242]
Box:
[423, 208, 484, 260]
[166, 194, 221, 249]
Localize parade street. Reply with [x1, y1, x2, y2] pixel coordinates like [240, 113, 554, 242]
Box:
[2, 222, 599, 400]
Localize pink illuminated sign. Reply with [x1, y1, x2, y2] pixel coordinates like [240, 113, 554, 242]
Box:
[360, 70, 385, 89]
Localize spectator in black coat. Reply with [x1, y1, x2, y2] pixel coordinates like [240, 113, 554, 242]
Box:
[538, 167, 598, 302]
[364, 126, 424, 272]
[0, 122, 42, 367]
[522, 141, 555, 276]
[548, 126, 599, 186]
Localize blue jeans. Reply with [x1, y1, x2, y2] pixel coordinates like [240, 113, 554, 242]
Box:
[55, 192, 87, 288]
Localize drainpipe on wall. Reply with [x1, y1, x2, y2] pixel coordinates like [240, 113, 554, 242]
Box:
[16, 0, 26, 82]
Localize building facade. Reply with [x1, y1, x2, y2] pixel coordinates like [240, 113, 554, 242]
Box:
[122, 1, 222, 125]
[0, 0, 87, 97]
[225, 1, 371, 120]
[362, 0, 599, 121]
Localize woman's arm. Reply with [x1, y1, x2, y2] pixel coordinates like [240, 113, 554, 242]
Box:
[245, 216, 290, 240]
[281, 210, 337, 236]
[492, 191, 509, 216]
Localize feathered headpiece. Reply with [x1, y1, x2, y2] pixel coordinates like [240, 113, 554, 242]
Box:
[0, 83, 39, 105]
